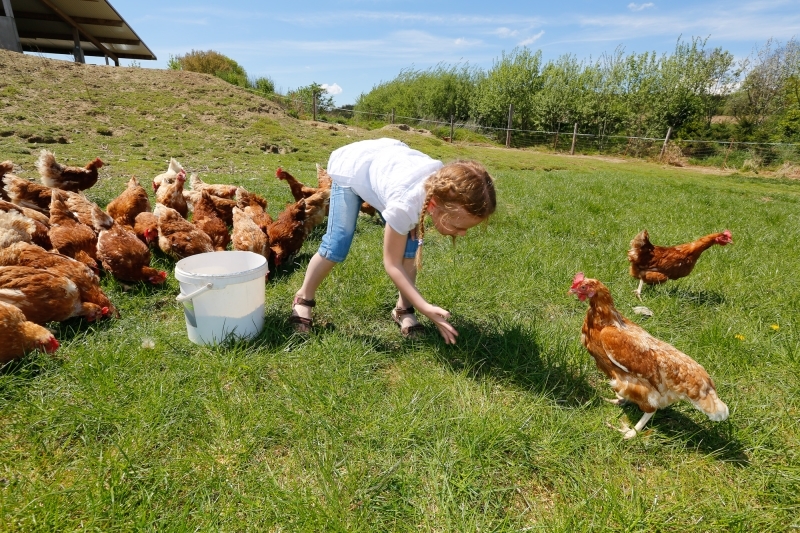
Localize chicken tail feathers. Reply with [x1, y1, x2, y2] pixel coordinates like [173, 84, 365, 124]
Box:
[36, 150, 62, 184]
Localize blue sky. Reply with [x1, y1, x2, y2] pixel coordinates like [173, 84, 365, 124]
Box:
[70, 0, 799, 106]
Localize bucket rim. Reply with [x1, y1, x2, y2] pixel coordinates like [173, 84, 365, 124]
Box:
[175, 251, 268, 287]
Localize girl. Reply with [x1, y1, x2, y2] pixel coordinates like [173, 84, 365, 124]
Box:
[290, 138, 496, 344]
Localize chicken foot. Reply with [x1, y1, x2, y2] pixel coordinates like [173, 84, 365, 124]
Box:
[607, 411, 654, 439]
[604, 393, 631, 406]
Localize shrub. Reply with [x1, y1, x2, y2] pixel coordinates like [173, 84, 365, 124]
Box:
[253, 77, 275, 94]
[171, 50, 246, 77]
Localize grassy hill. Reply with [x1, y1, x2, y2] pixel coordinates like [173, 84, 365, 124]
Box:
[1, 50, 799, 531]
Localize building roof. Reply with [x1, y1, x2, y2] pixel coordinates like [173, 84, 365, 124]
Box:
[10, 0, 155, 61]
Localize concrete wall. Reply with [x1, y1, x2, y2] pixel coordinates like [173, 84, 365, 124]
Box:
[0, 17, 22, 53]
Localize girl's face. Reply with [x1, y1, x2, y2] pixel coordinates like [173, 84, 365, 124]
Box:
[428, 200, 484, 237]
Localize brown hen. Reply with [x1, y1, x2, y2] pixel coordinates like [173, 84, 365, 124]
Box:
[0, 300, 59, 364]
[267, 198, 306, 266]
[97, 223, 167, 284]
[36, 150, 104, 192]
[0, 242, 117, 318]
[0, 265, 107, 324]
[193, 190, 231, 251]
[155, 204, 214, 260]
[628, 229, 733, 299]
[570, 273, 728, 439]
[107, 176, 151, 228]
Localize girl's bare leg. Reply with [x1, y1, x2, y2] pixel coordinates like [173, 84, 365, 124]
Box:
[293, 253, 336, 321]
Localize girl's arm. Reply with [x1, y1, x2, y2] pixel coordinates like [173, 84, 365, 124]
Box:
[383, 225, 458, 344]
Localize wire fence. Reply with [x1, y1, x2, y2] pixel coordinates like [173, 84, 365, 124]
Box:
[266, 93, 800, 173]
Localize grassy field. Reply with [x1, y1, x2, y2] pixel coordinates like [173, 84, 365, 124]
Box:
[1, 51, 800, 531]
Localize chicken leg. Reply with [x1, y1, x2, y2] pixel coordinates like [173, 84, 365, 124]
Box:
[634, 279, 644, 300]
[608, 411, 654, 439]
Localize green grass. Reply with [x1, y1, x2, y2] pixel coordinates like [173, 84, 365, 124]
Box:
[1, 50, 800, 531]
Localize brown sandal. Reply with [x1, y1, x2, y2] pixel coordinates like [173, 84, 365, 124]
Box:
[290, 296, 315, 333]
[391, 306, 425, 338]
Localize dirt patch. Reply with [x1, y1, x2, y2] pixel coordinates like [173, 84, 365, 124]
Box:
[773, 162, 800, 179]
[381, 124, 433, 136]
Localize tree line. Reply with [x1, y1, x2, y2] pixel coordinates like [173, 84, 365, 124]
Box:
[353, 38, 800, 143]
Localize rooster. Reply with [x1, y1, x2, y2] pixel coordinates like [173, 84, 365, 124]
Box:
[267, 198, 307, 266]
[36, 150, 104, 192]
[0, 242, 117, 318]
[0, 300, 59, 364]
[628, 229, 733, 299]
[152, 158, 184, 192]
[569, 273, 729, 439]
[107, 176, 151, 229]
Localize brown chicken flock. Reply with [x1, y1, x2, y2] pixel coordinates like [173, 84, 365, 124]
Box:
[2, 150, 737, 441]
[1, 151, 340, 363]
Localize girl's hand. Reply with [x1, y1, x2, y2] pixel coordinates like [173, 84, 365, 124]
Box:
[422, 305, 458, 344]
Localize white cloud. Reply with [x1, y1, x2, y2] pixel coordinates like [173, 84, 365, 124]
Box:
[493, 27, 519, 38]
[321, 83, 342, 95]
[519, 30, 545, 46]
[628, 2, 655, 11]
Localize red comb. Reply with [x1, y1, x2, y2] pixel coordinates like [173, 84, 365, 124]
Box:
[101, 306, 109, 316]
[571, 272, 585, 289]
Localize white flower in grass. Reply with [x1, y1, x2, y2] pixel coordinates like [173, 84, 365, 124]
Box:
[141, 337, 155, 349]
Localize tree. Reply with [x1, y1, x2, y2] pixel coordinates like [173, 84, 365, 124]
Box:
[471, 48, 543, 129]
[287, 82, 335, 117]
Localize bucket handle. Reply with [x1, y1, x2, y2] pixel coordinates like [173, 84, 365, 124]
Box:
[176, 283, 213, 303]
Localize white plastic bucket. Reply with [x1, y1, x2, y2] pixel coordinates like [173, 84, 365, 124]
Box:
[174, 251, 269, 345]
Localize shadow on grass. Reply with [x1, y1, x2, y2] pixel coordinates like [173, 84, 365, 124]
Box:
[267, 252, 314, 282]
[48, 314, 119, 343]
[660, 285, 727, 307]
[620, 404, 750, 465]
[338, 313, 597, 408]
[434, 317, 597, 407]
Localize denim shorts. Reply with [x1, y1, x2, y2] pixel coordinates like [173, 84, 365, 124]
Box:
[318, 182, 419, 263]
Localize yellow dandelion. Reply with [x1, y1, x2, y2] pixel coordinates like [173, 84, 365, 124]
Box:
[734, 334, 745, 341]
[771, 324, 780, 331]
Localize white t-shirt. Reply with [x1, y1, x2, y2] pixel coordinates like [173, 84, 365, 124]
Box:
[326, 138, 443, 234]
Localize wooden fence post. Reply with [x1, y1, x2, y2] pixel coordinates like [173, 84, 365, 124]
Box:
[505, 104, 514, 148]
[659, 126, 672, 159]
[313, 92, 317, 121]
[391, 108, 395, 124]
[450, 115, 454, 143]
[570, 122, 578, 155]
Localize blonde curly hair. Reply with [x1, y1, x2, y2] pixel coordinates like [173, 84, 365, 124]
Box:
[415, 160, 496, 270]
